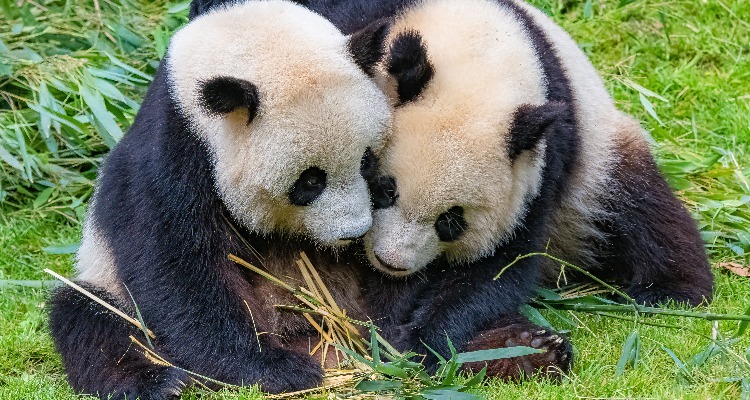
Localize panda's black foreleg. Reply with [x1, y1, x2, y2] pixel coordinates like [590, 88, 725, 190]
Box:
[600, 137, 713, 306]
[49, 284, 188, 400]
[462, 313, 573, 381]
[387, 253, 544, 373]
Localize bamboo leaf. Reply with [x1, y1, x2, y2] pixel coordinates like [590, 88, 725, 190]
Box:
[520, 304, 555, 330]
[0, 144, 23, 171]
[422, 388, 482, 400]
[455, 346, 543, 364]
[33, 187, 53, 208]
[640, 93, 664, 126]
[42, 243, 80, 254]
[615, 330, 639, 376]
[355, 380, 402, 392]
[79, 84, 123, 147]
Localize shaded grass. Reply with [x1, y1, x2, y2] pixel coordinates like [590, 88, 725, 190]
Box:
[1, 0, 749, 398]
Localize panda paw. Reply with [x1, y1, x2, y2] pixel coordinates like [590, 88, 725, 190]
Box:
[108, 367, 188, 400]
[461, 318, 573, 382]
[626, 282, 710, 307]
[253, 350, 324, 394]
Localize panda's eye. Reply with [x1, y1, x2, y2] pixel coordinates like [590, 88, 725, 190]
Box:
[289, 167, 327, 206]
[371, 176, 398, 209]
[360, 147, 379, 181]
[435, 206, 467, 242]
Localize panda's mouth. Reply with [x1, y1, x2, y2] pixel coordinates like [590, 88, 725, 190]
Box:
[374, 254, 411, 275]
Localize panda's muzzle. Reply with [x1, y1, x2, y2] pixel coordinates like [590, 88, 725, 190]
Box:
[339, 233, 366, 242]
[374, 253, 410, 273]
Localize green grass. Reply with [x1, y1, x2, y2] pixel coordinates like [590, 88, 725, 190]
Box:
[1, 0, 749, 398]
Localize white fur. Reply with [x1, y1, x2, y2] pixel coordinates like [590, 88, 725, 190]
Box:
[512, 1, 642, 267]
[367, 0, 655, 275]
[367, 0, 548, 274]
[75, 214, 125, 300]
[167, 1, 391, 245]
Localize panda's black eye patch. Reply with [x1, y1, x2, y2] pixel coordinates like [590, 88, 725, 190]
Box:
[360, 147, 379, 181]
[289, 167, 327, 206]
[435, 206, 467, 242]
[371, 176, 398, 209]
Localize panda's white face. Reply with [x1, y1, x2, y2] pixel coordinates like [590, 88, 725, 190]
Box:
[167, 1, 391, 246]
[365, 0, 552, 275]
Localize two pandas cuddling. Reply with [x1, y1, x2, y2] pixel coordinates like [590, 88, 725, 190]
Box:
[48, 0, 714, 398]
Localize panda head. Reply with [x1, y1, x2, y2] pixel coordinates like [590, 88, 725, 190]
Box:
[167, 1, 392, 247]
[363, 0, 568, 276]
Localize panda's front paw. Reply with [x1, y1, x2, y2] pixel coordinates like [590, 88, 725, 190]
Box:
[461, 317, 573, 382]
[110, 367, 188, 400]
[254, 350, 324, 394]
[626, 282, 710, 307]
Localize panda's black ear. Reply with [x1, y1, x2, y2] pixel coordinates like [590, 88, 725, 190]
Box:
[199, 76, 259, 124]
[387, 31, 434, 104]
[508, 101, 568, 160]
[348, 18, 391, 77]
[189, 0, 229, 19]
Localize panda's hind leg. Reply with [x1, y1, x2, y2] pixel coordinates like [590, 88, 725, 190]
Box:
[461, 314, 573, 382]
[598, 129, 713, 307]
[49, 283, 187, 400]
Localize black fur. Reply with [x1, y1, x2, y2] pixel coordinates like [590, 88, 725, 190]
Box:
[434, 206, 467, 242]
[363, 1, 581, 371]
[49, 284, 188, 400]
[594, 137, 713, 306]
[288, 167, 327, 206]
[199, 76, 259, 124]
[370, 175, 397, 209]
[387, 31, 434, 104]
[189, 0, 411, 34]
[347, 18, 391, 76]
[359, 147, 379, 181]
[49, 64, 325, 398]
[508, 102, 569, 160]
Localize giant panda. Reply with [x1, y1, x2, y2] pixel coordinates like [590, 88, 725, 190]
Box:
[357, 0, 713, 378]
[48, 1, 392, 398]
[186, 0, 713, 382]
[184, 0, 572, 382]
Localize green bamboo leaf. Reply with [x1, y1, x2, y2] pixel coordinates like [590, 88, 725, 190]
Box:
[520, 304, 555, 330]
[0, 144, 23, 171]
[735, 304, 750, 338]
[79, 84, 123, 147]
[370, 324, 380, 365]
[26, 104, 85, 134]
[42, 243, 80, 254]
[455, 346, 543, 364]
[374, 363, 408, 379]
[463, 366, 486, 388]
[355, 380, 402, 392]
[167, 1, 191, 14]
[33, 187, 54, 208]
[583, 0, 593, 18]
[616, 330, 639, 376]
[640, 93, 665, 126]
[109, 23, 147, 48]
[662, 345, 690, 377]
[622, 78, 669, 102]
[422, 388, 481, 400]
[0, 280, 61, 289]
[105, 53, 153, 81]
[124, 284, 153, 349]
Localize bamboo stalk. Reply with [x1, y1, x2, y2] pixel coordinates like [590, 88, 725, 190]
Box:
[44, 268, 155, 339]
[536, 302, 750, 321]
